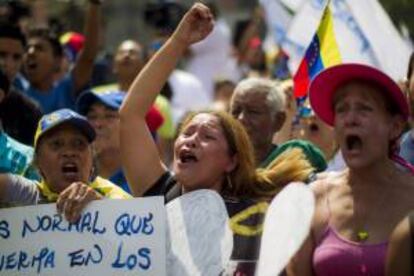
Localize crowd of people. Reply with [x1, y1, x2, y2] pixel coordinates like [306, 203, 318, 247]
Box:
[0, 0, 413, 275]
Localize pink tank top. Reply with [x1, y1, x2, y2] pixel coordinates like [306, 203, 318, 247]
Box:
[313, 225, 388, 276]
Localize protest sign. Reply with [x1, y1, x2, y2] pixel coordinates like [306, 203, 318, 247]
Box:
[0, 197, 166, 276]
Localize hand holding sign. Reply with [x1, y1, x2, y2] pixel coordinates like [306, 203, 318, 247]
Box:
[56, 182, 103, 222]
[166, 190, 233, 276]
[256, 182, 315, 276]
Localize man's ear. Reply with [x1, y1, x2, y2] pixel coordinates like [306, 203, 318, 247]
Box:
[272, 111, 286, 133]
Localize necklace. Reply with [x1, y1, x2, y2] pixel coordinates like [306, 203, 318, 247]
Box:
[353, 190, 390, 243]
[352, 185, 390, 243]
[357, 230, 369, 242]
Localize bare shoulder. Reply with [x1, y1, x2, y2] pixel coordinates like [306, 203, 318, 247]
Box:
[308, 170, 348, 232]
[310, 170, 347, 199]
[392, 216, 410, 238]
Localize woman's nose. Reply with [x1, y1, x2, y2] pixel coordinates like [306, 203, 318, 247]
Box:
[343, 110, 359, 127]
[186, 139, 196, 148]
[62, 149, 76, 158]
[184, 134, 198, 148]
[27, 46, 35, 55]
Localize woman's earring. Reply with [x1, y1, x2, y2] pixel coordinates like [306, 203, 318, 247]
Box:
[226, 174, 233, 190]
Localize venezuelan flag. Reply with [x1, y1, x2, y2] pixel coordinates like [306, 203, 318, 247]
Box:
[293, 2, 341, 100]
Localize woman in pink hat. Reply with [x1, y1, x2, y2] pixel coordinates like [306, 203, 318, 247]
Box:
[287, 63, 414, 276]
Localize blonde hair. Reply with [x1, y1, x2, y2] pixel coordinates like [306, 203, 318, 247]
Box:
[178, 110, 313, 199]
[254, 148, 313, 198]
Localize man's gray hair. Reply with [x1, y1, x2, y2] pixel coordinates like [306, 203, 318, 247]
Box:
[234, 77, 286, 116]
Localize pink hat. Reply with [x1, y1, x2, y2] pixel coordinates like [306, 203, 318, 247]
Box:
[309, 63, 409, 126]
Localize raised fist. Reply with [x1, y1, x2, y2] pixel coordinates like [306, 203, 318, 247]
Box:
[171, 3, 214, 47]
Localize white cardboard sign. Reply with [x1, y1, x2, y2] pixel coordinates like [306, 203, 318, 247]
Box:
[166, 190, 233, 276]
[0, 197, 166, 276]
[256, 183, 315, 276]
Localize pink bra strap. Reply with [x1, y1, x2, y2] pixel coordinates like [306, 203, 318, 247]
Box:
[391, 153, 414, 174]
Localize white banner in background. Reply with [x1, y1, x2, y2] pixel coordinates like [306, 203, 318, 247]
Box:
[281, 0, 412, 80]
[260, 0, 293, 46]
[0, 197, 166, 276]
[280, 0, 305, 13]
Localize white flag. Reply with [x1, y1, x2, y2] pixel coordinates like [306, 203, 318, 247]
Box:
[347, 0, 413, 79]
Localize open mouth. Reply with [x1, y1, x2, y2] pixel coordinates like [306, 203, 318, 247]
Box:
[26, 60, 38, 70]
[61, 162, 79, 178]
[121, 57, 132, 64]
[309, 123, 319, 133]
[345, 135, 363, 151]
[179, 150, 198, 164]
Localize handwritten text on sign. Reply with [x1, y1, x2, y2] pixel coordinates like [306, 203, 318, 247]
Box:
[0, 197, 166, 275]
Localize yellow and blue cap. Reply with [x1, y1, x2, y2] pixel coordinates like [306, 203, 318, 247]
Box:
[34, 109, 96, 149]
[76, 89, 125, 115]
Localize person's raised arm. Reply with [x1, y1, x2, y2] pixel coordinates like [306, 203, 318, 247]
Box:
[119, 3, 214, 197]
[72, 0, 101, 94]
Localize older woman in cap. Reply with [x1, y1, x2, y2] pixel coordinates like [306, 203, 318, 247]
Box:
[287, 63, 414, 276]
[0, 108, 130, 221]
